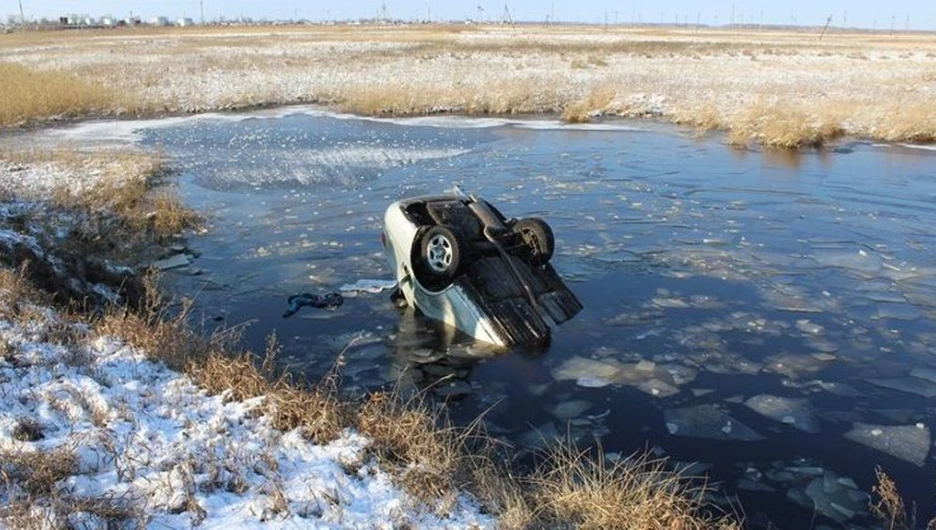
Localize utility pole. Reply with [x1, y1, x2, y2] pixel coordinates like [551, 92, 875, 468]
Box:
[379, 2, 389, 23]
[18, 0, 25, 26]
[476, 2, 483, 23]
[200, 0, 205, 25]
[502, 3, 513, 26]
[819, 14, 832, 40]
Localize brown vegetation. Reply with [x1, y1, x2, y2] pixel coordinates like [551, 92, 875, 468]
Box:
[0, 62, 123, 127]
[870, 467, 936, 530]
[528, 447, 740, 530]
[0, 444, 139, 529]
[3, 25, 935, 148]
[0, 147, 200, 249]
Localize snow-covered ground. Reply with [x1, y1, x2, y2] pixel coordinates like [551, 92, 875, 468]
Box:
[2, 26, 933, 142]
[0, 302, 493, 529]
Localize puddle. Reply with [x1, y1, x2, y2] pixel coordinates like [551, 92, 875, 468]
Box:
[31, 108, 936, 528]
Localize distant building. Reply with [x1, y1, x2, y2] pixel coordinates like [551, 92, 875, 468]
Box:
[151, 16, 170, 26]
[176, 17, 194, 27]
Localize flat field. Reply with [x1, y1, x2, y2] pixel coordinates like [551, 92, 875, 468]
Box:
[2, 24, 935, 147]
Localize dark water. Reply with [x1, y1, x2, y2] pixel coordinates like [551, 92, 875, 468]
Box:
[140, 109, 936, 528]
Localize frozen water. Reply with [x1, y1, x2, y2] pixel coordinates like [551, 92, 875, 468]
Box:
[34, 109, 936, 529]
[811, 249, 882, 275]
[744, 395, 820, 433]
[844, 423, 931, 466]
[663, 405, 765, 442]
[866, 377, 936, 398]
[764, 353, 830, 380]
[910, 367, 936, 384]
[151, 254, 192, 271]
[874, 303, 922, 321]
[552, 356, 622, 385]
[339, 278, 398, 295]
[635, 379, 681, 398]
[548, 400, 593, 421]
[802, 472, 867, 523]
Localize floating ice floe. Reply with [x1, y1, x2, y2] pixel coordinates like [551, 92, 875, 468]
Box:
[151, 253, 192, 271]
[744, 395, 820, 433]
[636, 379, 681, 398]
[339, 278, 398, 295]
[844, 422, 931, 466]
[866, 377, 936, 398]
[519, 422, 564, 449]
[664, 404, 764, 442]
[873, 302, 922, 321]
[552, 356, 622, 387]
[785, 469, 868, 523]
[576, 377, 611, 388]
[553, 356, 697, 396]
[910, 366, 936, 384]
[651, 297, 692, 309]
[795, 319, 824, 335]
[810, 249, 882, 276]
[803, 380, 863, 398]
[548, 400, 593, 421]
[764, 352, 830, 379]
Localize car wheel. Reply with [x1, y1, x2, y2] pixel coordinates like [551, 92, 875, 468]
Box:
[417, 225, 463, 286]
[512, 217, 554, 266]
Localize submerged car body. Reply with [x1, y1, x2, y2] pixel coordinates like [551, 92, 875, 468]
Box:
[381, 193, 582, 347]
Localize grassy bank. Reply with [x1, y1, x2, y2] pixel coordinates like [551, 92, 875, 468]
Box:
[2, 25, 935, 148]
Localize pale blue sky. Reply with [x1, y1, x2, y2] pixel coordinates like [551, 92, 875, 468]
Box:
[4, 0, 936, 30]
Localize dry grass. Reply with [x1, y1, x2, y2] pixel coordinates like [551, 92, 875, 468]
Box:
[528, 446, 740, 530]
[468, 459, 535, 530]
[874, 101, 936, 143]
[40, 148, 199, 241]
[96, 274, 226, 371]
[869, 466, 936, 530]
[0, 146, 201, 246]
[0, 62, 123, 127]
[0, 263, 49, 320]
[4, 25, 934, 148]
[0, 445, 76, 497]
[99, 279, 349, 444]
[561, 85, 617, 123]
[357, 388, 467, 507]
[725, 100, 846, 149]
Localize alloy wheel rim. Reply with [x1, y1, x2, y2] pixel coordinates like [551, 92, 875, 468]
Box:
[427, 234, 453, 273]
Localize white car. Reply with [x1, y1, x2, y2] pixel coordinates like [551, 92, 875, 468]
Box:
[381, 193, 582, 347]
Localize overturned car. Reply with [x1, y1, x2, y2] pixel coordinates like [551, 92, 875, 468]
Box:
[381, 193, 582, 347]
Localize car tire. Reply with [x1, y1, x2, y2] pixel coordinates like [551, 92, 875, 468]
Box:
[512, 217, 554, 266]
[416, 225, 463, 288]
